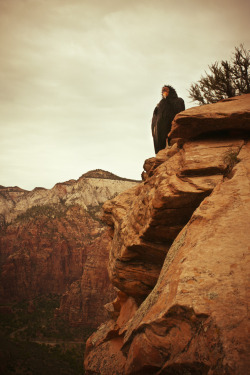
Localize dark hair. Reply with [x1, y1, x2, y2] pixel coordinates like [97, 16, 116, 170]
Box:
[161, 85, 178, 98]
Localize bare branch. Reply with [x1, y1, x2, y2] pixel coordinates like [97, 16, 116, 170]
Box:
[188, 44, 250, 105]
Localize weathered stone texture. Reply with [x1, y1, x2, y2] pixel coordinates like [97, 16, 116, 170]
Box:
[169, 93, 250, 140]
[84, 95, 250, 374]
[103, 139, 244, 300]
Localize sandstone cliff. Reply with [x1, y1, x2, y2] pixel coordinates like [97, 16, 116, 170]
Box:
[0, 170, 139, 327]
[84, 95, 250, 374]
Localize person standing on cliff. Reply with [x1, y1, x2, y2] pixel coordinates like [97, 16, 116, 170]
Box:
[151, 85, 185, 154]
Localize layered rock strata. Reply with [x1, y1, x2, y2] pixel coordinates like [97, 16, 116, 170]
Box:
[0, 170, 139, 224]
[0, 170, 139, 327]
[169, 93, 250, 140]
[57, 230, 115, 327]
[84, 95, 250, 374]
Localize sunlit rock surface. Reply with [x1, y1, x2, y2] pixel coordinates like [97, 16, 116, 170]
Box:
[84, 96, 250, 374]
[169, 93, 250, 140]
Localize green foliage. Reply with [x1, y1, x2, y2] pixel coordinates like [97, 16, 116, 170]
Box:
[189, 44, 250, 105]
[0, 295, 60, 337]
[15, 204, 67, 222]
[87, 204, 103, 223]
[0, 334, 84, 374]
[223, 149, 240, 171]
[0, 295, 95, 374]
[0, 295, 93, 341]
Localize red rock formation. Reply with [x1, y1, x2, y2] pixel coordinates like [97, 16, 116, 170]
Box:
[169, 93, 250, 140]
[58, 230, 115, 327]
[0, 205, 101, 300]
[84, 95, 250, 374]
[0, 171, 138, 327]
[103, 139, 243, 299]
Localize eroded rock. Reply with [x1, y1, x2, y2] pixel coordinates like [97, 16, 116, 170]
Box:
[0, 170, 138, 328]
[121, 142, 250, 375]
[84, 99, 250, 374]
[102, 139, 243, 300]
[169, 94, 250, 141]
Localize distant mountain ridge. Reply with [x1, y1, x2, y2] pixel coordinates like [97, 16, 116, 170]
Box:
[0, 169, 139, 328]
[0, 185, 27, 192]
[81, 169, 140, 182]
[0, 169, 140, 194]
[0, 169, 140, 225]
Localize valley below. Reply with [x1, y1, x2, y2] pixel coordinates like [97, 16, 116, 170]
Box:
[0, 294, 92, 374]
[0, 170, 139, 374]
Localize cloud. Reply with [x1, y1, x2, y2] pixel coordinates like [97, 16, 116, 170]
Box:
[0, 0, 249, 189]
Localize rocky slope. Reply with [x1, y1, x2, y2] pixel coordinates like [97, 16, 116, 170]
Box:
[84, 95, 250, 374]
[0, 170, 139, 327]
[0, 170, 139, 224]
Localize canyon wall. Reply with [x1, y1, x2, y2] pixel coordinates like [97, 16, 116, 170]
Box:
[0, 170, 139, 327]
[84, 95, 250, 374]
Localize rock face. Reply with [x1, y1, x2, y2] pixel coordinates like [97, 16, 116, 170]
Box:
[169, 94, 250, 140]
[0, 170, 139, 224]
[57, 230, 115, 327]
[84, 95, 250, 374]
[0, 170, 139, 327]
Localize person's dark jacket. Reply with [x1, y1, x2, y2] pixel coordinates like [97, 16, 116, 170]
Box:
[151, 87, 185, 153]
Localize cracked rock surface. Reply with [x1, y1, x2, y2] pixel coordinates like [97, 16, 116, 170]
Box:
[84, 95, 250, 374]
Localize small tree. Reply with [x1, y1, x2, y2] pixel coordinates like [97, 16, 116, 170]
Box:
[188, 44, 250, 105]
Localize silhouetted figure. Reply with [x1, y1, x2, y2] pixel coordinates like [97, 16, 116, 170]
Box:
[151, 85, 185, 153]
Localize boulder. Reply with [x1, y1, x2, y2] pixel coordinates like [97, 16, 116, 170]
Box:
[169, 94, 250, 141]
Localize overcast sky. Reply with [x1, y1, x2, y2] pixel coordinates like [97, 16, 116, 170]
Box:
[0, 0, 249, 190]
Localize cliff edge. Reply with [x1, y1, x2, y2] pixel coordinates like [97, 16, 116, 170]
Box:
[84, 94, 250, 374]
